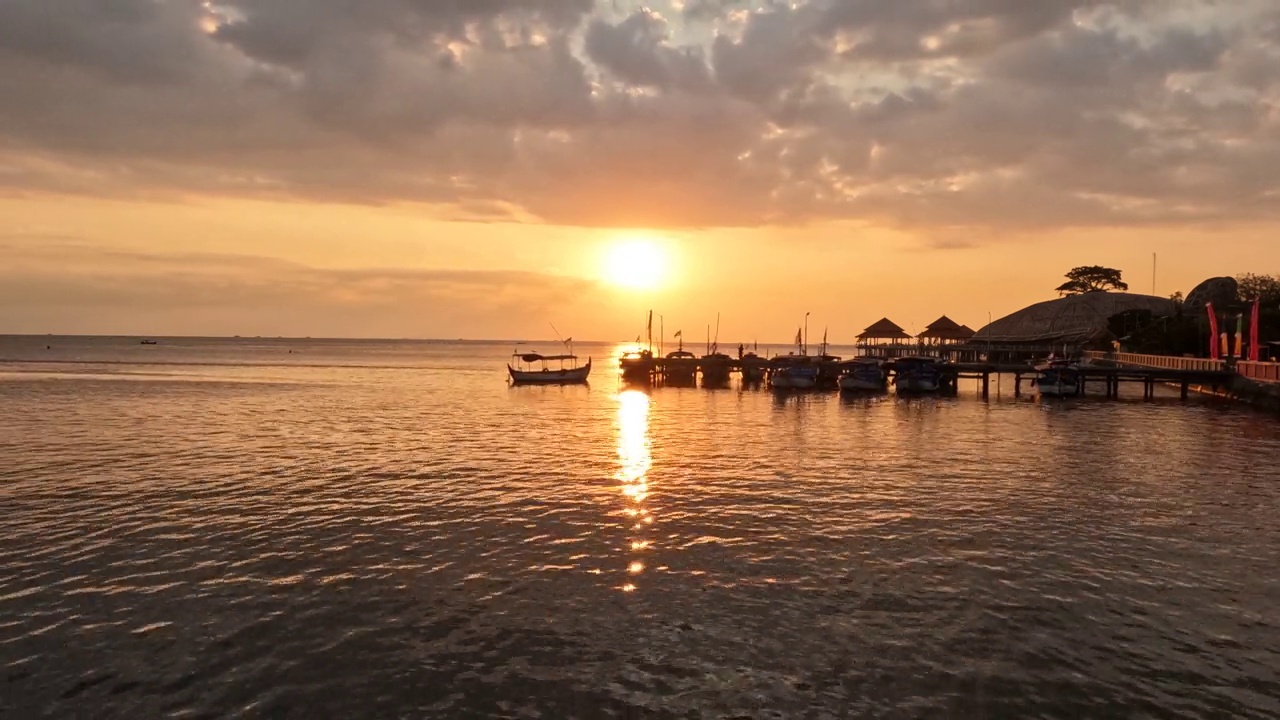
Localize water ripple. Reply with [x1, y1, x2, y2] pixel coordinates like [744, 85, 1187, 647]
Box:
[0, 339, 1278, 718]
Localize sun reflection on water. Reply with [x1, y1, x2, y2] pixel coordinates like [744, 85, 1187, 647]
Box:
[615, 389, 652, 591]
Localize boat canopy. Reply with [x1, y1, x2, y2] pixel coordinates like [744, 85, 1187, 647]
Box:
[519, 353, 577, 363]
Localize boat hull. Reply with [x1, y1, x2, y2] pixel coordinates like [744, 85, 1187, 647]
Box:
[894, 376, 940, 393]
[1037, 380, 1079, 397]
[840, 375, 886, 391]
[508, 360, 591, 385]
[773, 376, 816, 390]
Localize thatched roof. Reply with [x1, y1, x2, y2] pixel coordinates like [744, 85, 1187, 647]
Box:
[918, 315, 974, 340]
[857, 317, 911, 340]
[974, 292, 1177, 344]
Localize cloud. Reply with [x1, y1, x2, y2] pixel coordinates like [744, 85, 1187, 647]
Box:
[1, 0, 1279, 234]
[0, 237, 603, 338]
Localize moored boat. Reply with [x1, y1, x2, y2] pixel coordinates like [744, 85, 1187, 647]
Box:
[771, 356, 819, 389]
[700, 352, 733, 387]
[741, 352, 767, 384]
[892, 356, 945, 394]
[663, 350, 699, 385]
[619, 348, 655, 383]
[839, 358, 887, 391]
[1034, 358, 1081, 397]
[508, 352, 592, 384]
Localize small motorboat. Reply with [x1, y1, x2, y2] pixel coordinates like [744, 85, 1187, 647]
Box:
[663, 350, 698, 385]
[700, 352, 733, 387]
[508, 352, 591, 385]
[893, 356, 945, 394]
[140, 340, 158, 345]
[1034, 358, 1081, 397]
[839, 358, 888, 391]
[740, 351, 767, 384]
[619, 348, 655, 383]
[771, 356, 819, 389]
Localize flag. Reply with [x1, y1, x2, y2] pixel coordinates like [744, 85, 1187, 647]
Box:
[1250, 301, 1260, 362]
[674, 330, 682, 338]
[795, 328, 802, 346]
[565, 337, 572, 343]
[1207, 303, 1219, 359]
[1236, 314, 1245, 358]
[647, 311, 653, 335]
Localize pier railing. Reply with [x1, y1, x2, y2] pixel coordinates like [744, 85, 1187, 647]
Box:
[1085, 351, 1280, 383]
[1083, 351, 1226, 372]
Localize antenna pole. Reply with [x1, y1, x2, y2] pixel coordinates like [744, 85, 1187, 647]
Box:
[1152, 252, 1157, 296]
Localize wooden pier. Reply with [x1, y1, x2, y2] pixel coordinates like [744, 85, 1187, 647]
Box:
[620, 354, 1236, 400]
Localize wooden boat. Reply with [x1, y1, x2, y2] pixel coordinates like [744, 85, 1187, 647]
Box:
[771, 355, 819, 389]
[700, 352, 733, 387]
[893, 356, 945, 393]
[741, 351, 767, 384]
[619, 348, 655, 383]
[508, 352, 591, 384]
[663, 350, 698, 385]
[1034, 358, 1081, 397]
[140, 340, 158, 345]
[839, 358, 887, 391]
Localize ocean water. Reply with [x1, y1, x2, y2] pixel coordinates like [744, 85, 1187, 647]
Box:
[1, 336, 1278, 719]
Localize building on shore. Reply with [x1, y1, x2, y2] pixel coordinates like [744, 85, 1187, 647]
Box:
[856, 318, 914, 358]
[917, 316, 976, 347]
[971, 291, 1178, 361]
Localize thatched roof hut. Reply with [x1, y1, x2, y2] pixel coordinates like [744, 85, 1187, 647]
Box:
[918, 315, 975, 342]
[974, 292, 1177, 344]
[857, 318, 911, 341]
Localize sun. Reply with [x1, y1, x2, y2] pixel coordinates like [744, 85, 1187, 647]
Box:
[603, 238, 668, 290]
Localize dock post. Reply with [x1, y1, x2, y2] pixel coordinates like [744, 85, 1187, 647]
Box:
[1180, 382, 1189, 400]
[982, 372, 989, 400]
[1014, 375, 1022, 398]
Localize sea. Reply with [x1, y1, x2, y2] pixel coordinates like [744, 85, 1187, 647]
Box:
[1, 336, 1278, 719]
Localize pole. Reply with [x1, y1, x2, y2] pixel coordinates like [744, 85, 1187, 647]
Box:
[1152, 252, 1157, 296]
[804, 312, 810, 356]
[660, 315, 664, 356]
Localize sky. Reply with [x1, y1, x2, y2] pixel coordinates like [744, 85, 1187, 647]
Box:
[2, 0, 1279, 342]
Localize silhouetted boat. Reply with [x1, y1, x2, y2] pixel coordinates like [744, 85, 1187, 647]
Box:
[893, 356, 945, 393]
[664, 350, 698, 385]
[140, 340, 158, 345]
[619, 348, 655, 383]
[700, 352, 733, 387]
[741, 352, 767, 384]
[839, 358, 887, 391]
[771, 356, 819, 389]
[508, 352, 591, 384]
[1034, 358, 1081, 397]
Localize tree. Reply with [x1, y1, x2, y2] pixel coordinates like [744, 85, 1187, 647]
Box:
[1056, 266, 1129, 296]
[1236, 273, 1280, 306]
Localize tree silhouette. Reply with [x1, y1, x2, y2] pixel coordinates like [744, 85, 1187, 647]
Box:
[1056, 266, 1129, 296]
[1236, 273, 1280, 305]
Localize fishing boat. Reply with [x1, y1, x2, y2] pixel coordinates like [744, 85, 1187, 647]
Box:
[893, 356, 945, 393]
[697, 315, 733, 387]
[508, 352, 591, 384]
[839, 358, 888, 391]
[1034, 358, 1081, 397]
[771, 356, 819, 389]
[741, 351, 767, 384]
[619, 348, 655, 383]
[140, 340, 158, 345]
[700, 352, 733, 387]
[664, 350, 698, 385]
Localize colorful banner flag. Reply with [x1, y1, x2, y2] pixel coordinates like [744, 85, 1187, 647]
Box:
[795, 328, 803, 346]
[1250, 301, 1261, 362]
[1235, 314, 1245, 358]
[1207, 302, 1219, 359]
